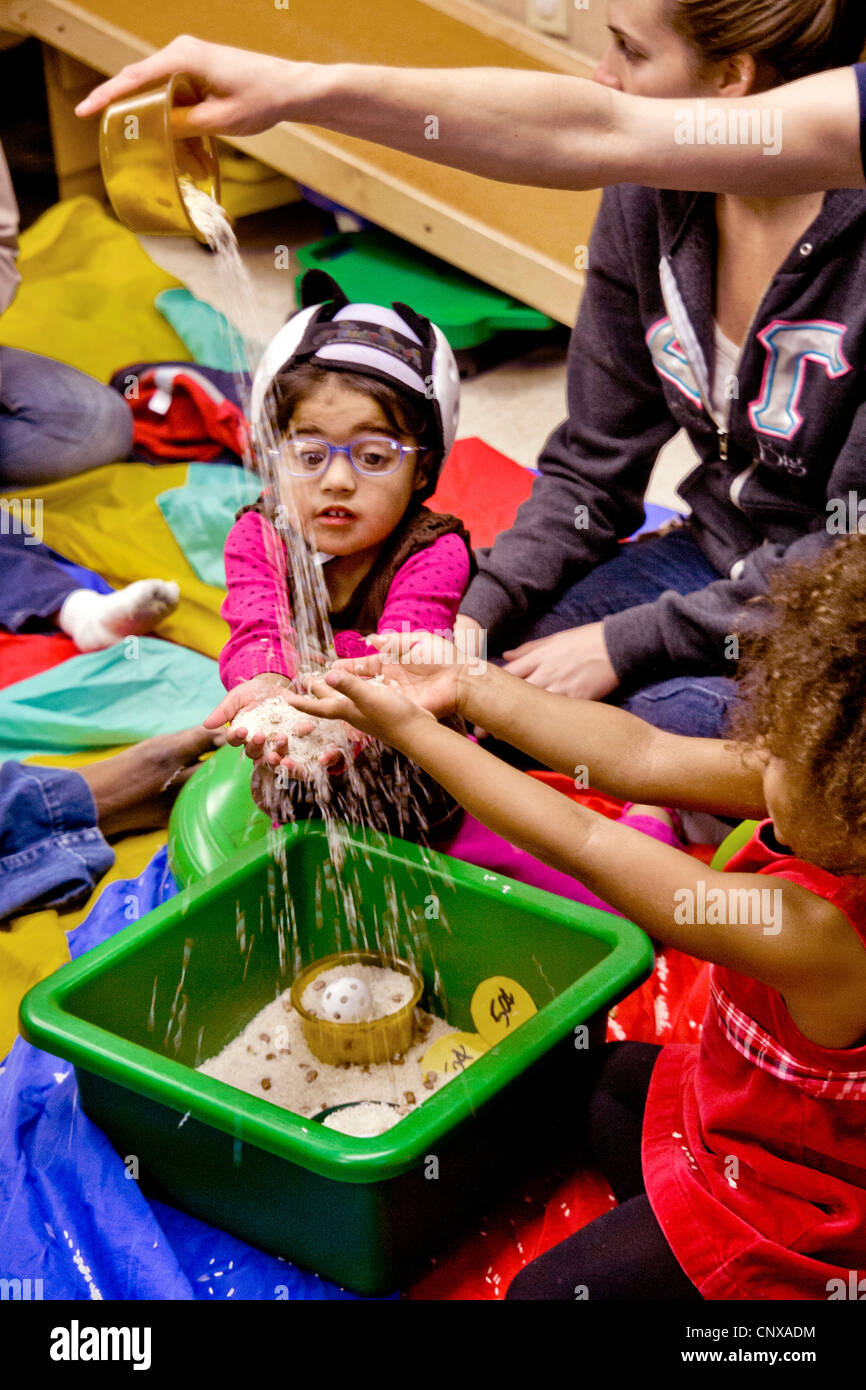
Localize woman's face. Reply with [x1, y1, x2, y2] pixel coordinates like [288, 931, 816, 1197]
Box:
[278, 376, 426, 560]
[593, 0, 709, 97]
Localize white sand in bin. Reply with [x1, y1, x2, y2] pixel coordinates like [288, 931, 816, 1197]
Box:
[197, 985, 460, 1131]
[323, 1102, 403, 1138]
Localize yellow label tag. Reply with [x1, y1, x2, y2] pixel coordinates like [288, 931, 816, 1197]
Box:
[420, 1031, 489, 1077]
[471, 976, 537, 1045]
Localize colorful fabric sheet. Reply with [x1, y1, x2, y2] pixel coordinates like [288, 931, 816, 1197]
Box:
[428, 437, 535, 550]
[0, 196, 190, 380]
[0, 633, 78, 689]
[157, 464, 260, 588]
[0, 638, 224, 763]
[1, 463, 229, 660]
[0, 817, 165, 1062]
[155, 288, 249, 373]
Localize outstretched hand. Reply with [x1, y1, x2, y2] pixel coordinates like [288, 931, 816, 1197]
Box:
[204, 674, 297, 762]
[276, 666, 440, 751]
[74, 35, 298, 136]
[204, 673, 355, 776]
[332, 645, 468, 721]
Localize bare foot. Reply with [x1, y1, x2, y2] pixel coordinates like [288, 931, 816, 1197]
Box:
[79, 725, 226, 836]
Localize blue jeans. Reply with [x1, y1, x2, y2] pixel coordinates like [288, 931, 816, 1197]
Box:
[0, 529, 80, 632]
[0, 347, 132, 486]
[517, 528, 738, 740]
[0, 761, 113, 923]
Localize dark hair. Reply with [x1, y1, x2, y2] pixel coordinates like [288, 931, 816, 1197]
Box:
[270, 362, 440, 499]
[729, 534, 866, 846]
[666, 0, 866, 83]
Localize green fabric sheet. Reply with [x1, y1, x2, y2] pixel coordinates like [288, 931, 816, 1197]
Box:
[155, 287, 250, 372]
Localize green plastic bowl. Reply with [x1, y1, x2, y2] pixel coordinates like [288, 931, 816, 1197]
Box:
[168, 740, 270, 889]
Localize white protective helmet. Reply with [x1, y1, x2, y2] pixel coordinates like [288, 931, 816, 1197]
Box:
[250, 270, 460, 499]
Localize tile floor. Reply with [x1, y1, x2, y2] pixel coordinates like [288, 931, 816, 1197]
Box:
[137, 201, 698, 512]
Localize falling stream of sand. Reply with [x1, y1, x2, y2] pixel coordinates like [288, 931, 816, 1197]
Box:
[165, 181, 458, 1115]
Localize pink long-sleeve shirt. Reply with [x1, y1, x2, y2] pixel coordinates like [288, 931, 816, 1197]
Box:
[220, 509, 471, 688]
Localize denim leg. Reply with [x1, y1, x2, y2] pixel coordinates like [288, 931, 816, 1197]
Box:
[0, 529, 78, 632]
[0, 761, 114, 922]
[495, 529, 736, 741]
[515, 528, 722, 643]
[616, 675, 739, 739]
[0, 347, 132, 486]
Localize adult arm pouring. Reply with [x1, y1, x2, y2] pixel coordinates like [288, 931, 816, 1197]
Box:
[75, 35, 866, 196]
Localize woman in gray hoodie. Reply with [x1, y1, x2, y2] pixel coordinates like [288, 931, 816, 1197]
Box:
[453, 0, 866, 739]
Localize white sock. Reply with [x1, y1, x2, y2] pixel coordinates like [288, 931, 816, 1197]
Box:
[58, 580, 180, 652]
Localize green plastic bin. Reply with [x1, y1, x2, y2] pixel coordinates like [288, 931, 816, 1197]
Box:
[296, 228, 556, 351]
[19, 821, 652, 1295]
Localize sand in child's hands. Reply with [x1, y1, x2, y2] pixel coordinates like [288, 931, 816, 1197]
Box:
[230, 695, 356, 776]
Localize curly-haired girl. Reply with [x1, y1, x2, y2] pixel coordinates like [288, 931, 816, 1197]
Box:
[279, 533, 866, 1300]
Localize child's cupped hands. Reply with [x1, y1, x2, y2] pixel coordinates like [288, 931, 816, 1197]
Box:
[204, 673, 297, 759]
[203, 672, 361, 775]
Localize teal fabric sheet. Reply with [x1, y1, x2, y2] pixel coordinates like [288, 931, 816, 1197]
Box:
[156, 464, 261, 589]
[154, 287, 250, 372]
[0, 638, 225, 761]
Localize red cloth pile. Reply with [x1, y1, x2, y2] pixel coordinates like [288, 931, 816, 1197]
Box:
[121, 366, 249, 463]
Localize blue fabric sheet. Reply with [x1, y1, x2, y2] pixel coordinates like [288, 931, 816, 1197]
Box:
[0, 847, 375, 1301]
[41, 546, 114, 596]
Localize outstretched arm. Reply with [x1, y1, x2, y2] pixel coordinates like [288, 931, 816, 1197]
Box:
[286, 657, 769, 817]
[457, 660, 766, 818]
[278, 667, 861, 1004]
[75, 36, 864, 196]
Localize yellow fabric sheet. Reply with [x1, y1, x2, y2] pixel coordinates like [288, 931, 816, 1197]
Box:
[0, 195, 190, 379]
[0, 197, 225, 1054]
[3, 463, 229, 659]
[1, 196, 228, 657]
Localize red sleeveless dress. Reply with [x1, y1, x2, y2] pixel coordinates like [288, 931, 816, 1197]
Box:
[641, 819, 866, 1298]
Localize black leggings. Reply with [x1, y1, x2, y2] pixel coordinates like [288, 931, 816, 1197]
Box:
[506, 1042, 703, 1301]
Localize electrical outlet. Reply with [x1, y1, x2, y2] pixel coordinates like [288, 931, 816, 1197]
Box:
[525, 0, 570, 39]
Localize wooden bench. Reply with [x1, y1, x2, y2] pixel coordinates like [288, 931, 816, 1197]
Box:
[0, 0, 603, 323]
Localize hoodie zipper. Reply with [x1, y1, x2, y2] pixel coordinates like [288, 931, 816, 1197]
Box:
[659, 255, 791, 511]
[720, 289, 776, 503]
[659, 258, 732, 470]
